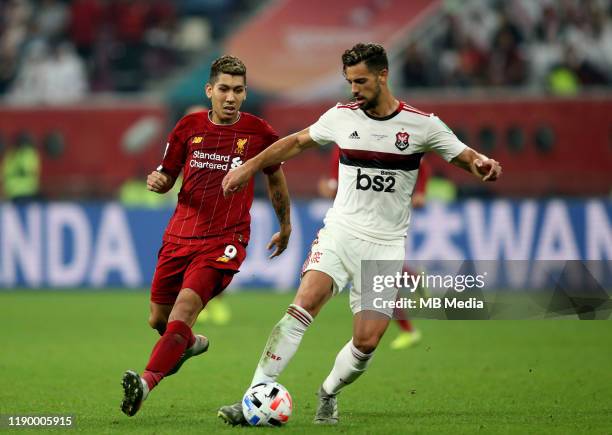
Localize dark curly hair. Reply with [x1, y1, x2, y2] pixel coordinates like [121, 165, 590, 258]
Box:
[341, 43, 388, 73]
[209, 55, 247, 84]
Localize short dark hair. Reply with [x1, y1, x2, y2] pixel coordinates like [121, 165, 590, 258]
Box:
[342, 43, 388, 73]
[209, 55, 247, 84]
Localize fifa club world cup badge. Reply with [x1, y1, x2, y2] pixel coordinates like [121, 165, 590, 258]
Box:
[395, 131, 410, 151]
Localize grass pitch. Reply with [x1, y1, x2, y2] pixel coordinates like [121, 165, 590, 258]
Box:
[1, 290, 611, 434]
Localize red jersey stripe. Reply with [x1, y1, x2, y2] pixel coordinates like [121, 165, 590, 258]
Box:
[400, 102, 431, 117]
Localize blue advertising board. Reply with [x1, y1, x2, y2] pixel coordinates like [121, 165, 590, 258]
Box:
[0, 199, 610, 290]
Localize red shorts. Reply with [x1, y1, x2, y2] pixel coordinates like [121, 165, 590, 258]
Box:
[150, 239, 247, 306]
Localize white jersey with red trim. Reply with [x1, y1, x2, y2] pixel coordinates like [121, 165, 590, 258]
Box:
[309, 101, 466, 245]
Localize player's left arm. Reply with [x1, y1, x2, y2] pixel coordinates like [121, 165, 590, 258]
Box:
[450, 147, 502, 182]
[264, 167, 292, 258]
[426, 115, 502, 182]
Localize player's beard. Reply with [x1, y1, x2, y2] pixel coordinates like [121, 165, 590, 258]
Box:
[360, 83, 381, 111]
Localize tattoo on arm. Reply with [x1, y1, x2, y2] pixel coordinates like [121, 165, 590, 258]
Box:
[271, 189, 290, 226]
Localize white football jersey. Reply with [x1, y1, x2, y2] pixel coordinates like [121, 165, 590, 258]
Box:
[309, 101, 467, 246]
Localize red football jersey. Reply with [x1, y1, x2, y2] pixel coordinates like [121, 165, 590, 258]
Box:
[157, 110, 280, 245]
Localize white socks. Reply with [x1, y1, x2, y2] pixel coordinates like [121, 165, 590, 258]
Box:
[249, 305, 374, 396]
[141, 376, 150, 401]
[251, 304, 313, 386]
[322, 340, 373, 395]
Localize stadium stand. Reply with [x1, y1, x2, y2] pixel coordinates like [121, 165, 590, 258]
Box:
[0, 0, 610, 198]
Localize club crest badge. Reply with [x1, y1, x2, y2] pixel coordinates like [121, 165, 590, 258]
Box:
[235, 138, 248, 155]
[395, 131, 410, 151]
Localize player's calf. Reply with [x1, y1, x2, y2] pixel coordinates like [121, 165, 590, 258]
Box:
[149, 301, 172, 335]
[148, 317, 167, 336]
[250, 304, 313, 386]
[166, 334, 209, 376]
[139, 320, 196, 395]
[352, 311, 389, 354]
[321, 339, 374, 402]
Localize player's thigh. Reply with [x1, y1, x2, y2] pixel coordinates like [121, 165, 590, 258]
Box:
[293, 270, 334, 317]
[352, 310, 391, 353]
[299, 228, 350, 317]
[169, 265, 236, 327]
[182, 241, 245, 307]
[183, 264, 236, 308]
[150, 242, 189, 307]
[349, 241, 404, 317]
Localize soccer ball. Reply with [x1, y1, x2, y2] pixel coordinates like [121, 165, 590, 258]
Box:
[242, 382, 292, 426]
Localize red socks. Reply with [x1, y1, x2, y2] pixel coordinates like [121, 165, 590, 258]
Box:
[142, 320, 195, 390]
[395, 318, 413, 332]
[394, 304, 413, 331]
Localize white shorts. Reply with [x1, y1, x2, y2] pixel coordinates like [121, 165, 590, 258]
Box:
[302, 226, 405, 317]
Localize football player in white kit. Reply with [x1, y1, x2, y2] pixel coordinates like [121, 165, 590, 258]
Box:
[219, 43, 502, 425]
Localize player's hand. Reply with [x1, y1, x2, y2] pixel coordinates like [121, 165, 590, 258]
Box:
[411, 192, 426, 208]
[147, 170, 173, 193]
[222, 163, 254, 197]
[267, 228, 291, 259]
[473, 158, 502, 182]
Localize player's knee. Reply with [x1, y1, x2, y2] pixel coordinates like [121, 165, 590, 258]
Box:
[148, 315, 167, 335]
[172, 298, 200, 320]
[291, 299, 319, 318]
[167, 290, 203, 325]
[293, 277, 332, 317]
[352, 336, 380, 354]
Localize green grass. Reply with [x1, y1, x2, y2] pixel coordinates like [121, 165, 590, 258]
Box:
[1, 290, 611, 434]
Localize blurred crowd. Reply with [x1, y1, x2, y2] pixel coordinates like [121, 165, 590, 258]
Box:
[3, 0, 611, 104]
[401, 0, 612, 93]
[0, 0, 248, 103]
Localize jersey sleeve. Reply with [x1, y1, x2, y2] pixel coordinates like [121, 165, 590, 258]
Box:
[423, 115, 467, 162]
[157, 118, 189, 179]
[260, 120, 281, 175]
[309, 106, 338, 145]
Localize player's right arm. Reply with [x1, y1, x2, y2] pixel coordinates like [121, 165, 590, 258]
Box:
[147, 170, 175, 193]
[149, 116, 191, 194]
[222, 128, 319, 196]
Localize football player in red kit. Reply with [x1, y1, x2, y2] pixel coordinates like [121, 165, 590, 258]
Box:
[120, 55, 292, 416]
